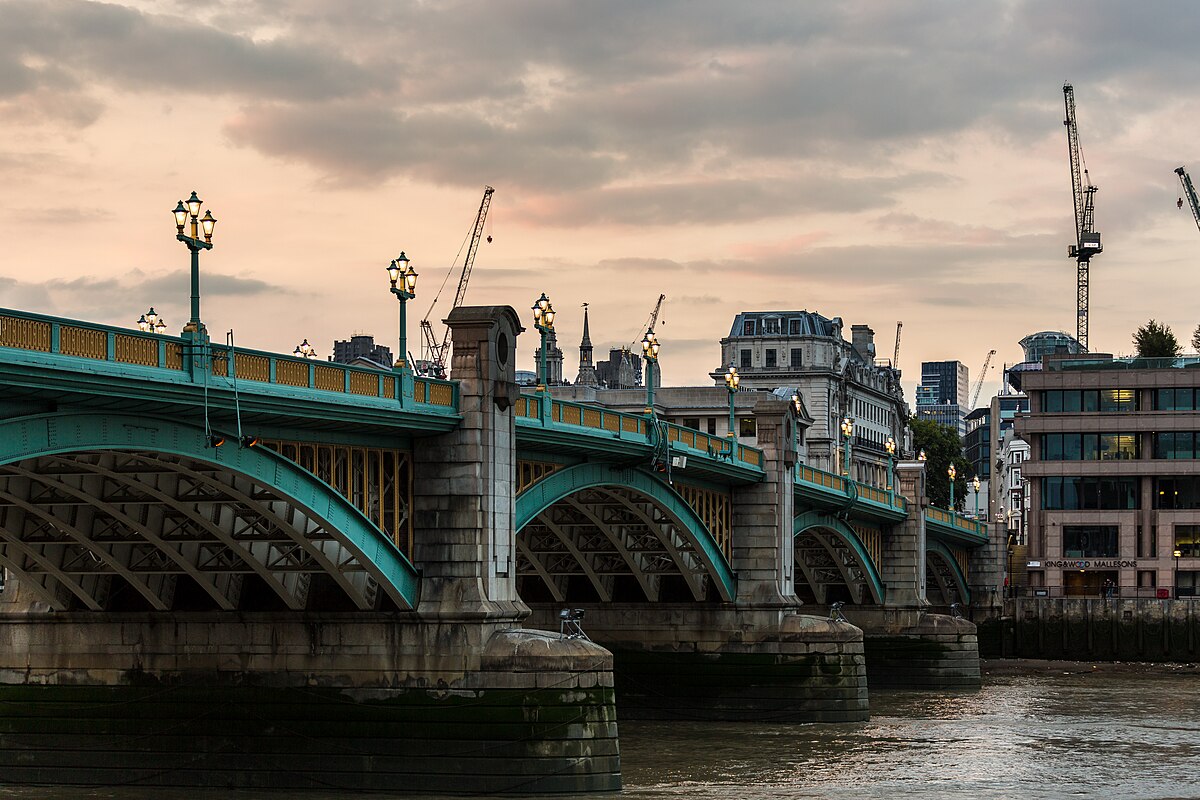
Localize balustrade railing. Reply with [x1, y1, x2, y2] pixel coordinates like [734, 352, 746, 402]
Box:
[0, 308, 458, 410]
[793, 462, 906, 513]
[924, 506, 987, 538]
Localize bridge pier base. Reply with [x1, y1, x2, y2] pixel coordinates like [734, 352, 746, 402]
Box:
[528, 603, 868, 722]
[0, 613, 619, 794]
[847, 607, 981, 690]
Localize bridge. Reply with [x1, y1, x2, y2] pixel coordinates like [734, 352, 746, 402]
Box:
[0, 304, 996, 793]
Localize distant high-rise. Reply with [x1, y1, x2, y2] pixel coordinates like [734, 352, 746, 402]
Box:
[331, 335, 393, 368]
[915, 360, 970, 437]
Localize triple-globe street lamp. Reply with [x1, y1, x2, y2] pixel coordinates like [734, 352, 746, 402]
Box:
[839, 416, 854, 477]
[972, 474, 982, 518]
[386, 252, 419, 374]
[531, 293, 556, 392]
[136, 307, 167, 335]
[948, 462, 958, 510]
[885, 435, 897, 496]
[641, 328, 660, 415]
[1175, 548, 1184, 598]
[293, 339, 319, 360]
[172, 192, 217, 336]
[724, 365, 740, 440]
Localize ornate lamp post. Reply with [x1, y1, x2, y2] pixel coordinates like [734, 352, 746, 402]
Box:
[918, 449, 927, 463]
[293, 339, 318, 360]
[386, 252, 418, 375]
[724, 365, 740, 440]
[839, 416, 854, 477]
[531, 293, 555, 392]
[885, 435, 897, 497]
[972, 474, 982, 518]
[948, 462, 958, 510]
[641, 328, 660, 415]
[136, 307, 167, 335]
[172, 192, 217, 336]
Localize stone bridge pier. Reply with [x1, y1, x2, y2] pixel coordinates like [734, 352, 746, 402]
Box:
[0, 306, 618, 795]
[845, 462, 981, 690]
[528, 398, 869, 723]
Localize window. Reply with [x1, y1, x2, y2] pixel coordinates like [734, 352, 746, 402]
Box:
[739, 417, 757, 438]
[791, 348, 803, 368]
[765, 349, 777, 368]
[742, 319, 756, 336]
[763, 318, 780, 335]
[1154, 432, 1200, 460]
[1043, 433, 1138, 460]
[1043, 389, 1137, 413]
[707, 418, 717, 435]
[1042, 477, 1139, 510]
[1156, 388, 1197, 411]
[1154, 477, 1200, 509]
[789, 319, 804, 335]
[1062, 526, 1120, 558]
[683, 417, 701, 431]
[1010, 468, 1021, 489]
[740, 349, 752, 368]
[1175, 525, 1200, 558]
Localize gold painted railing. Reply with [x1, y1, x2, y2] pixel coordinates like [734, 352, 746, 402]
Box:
[794, 463, 907, 513]
[516, 393, 766, 471]
[924, 507, 987, 538]
[0, 309, 458, 410]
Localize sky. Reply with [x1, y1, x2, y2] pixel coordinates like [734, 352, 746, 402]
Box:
[3, 0, 1200, 405]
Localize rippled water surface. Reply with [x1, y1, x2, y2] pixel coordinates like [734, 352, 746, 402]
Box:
[3, 667, 1199, 799]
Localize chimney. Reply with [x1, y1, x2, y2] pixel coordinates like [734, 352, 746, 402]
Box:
[851, 324, 876, 362]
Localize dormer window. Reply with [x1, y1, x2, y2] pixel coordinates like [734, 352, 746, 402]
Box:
[742, 319, 756, 335]
[763, 317, 781, 335]
[789, 318, 804, 335]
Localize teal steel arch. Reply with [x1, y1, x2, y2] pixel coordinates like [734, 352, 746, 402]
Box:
[793, 511, 885, 605]
[516, 462, 736, 602]
[0, 412, 419, 610]
[926, 539, 971, 606]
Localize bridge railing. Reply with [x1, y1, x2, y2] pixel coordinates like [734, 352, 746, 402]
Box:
[0, 308, 459, 412]
[924, 507, 988, 542]
[515, 395, 765, 471]
[794, 463, 907, 515]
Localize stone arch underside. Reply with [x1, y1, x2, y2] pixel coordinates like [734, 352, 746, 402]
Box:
[0, 414, 420, 612]
[516, 484, 732, 604]
[793, 514, 885, 605]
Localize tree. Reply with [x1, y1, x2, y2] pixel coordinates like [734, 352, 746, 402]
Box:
[909, 417, 971, 512]
[1192, 322, 1200, 353]
[1132, 319, 1181, 358]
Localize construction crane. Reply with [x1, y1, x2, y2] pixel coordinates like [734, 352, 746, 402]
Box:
[892, 321, 903, 370]
[418, 186, 494, 375]
[636, 294, 666, 339]
[1176, 167, 1200, 233]
[1062, 83, 1103, 352]
[971, 349, 997, 408]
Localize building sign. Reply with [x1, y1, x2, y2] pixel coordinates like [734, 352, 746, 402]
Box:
[1043, 559, 1138, 569]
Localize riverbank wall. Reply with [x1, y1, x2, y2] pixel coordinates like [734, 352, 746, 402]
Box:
[980, 598, 1200, 661]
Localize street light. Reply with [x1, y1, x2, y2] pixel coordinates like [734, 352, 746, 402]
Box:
[724, 365, 740, 440]
[1175, 548, 1183, 598]
[918, 449, 927, 462]
[840, 416, 854, 477]
[641, 328, 660, 415]
[948, 463, 958, 510]
[885, 435, 897, 494]
[293, 339, 318, 360]
[386, 252, 418, 373]
[172, 191, 216, 335]
[531, 293, 555, 392]
[136, 307, 167, 335]
[972, 474, 982, 519]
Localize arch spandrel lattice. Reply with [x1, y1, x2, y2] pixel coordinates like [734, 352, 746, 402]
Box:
[514, 463, 735, 603]
[793, 511, 885, 605]
[0, 413, 419, 612]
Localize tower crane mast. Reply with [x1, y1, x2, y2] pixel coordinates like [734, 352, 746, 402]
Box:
[419, 186, 494, 375]
[971, 349, 997, 409]
[1063, 83, 1102, 352]
[1176, 167, 1200, 233]
[892, 321, 903, 369]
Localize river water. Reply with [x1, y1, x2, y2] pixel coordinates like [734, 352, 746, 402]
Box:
[2, 664, 1198, 800]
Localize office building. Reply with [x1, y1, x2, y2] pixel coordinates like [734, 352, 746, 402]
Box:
[915, 360, 970, 438]
[331, 335, 393, 369]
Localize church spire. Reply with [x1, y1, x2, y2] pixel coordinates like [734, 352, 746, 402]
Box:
[575, 302, 599, 387]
